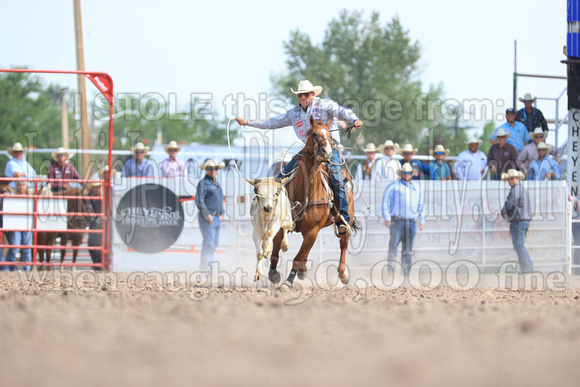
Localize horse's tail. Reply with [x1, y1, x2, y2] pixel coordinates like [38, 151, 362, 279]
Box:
[350, 216, 361, 236]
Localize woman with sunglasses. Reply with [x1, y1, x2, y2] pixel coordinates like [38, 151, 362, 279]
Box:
[47, 147, 80, 193]
[195, 159, 225, 271]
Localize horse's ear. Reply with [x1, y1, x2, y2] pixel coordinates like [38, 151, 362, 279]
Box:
[310, 116, 316, 126]
[326, 118, 332, 128]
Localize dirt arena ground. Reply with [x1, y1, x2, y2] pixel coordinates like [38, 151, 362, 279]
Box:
[1, 271, 580, 387]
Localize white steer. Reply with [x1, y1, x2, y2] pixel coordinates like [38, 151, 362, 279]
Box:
[246, 177, 294, 282]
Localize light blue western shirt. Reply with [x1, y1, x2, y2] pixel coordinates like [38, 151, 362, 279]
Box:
[381, 179, 425, 223]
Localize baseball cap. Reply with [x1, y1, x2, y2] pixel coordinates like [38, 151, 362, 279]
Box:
[505, 108, 515, 114]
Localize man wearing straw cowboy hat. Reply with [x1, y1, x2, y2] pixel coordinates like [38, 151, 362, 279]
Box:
[195, 159, 225, 271]
[4, 142, 36, 189]
[376, 140, 401, 182]
[516, 92, 548, 134]
[160, 141, 187, 177]
[47, 147, 80, 193]
[399, 143, 434, 180]
[517, 127, 564, 176]
[122, 142, 154, 178]
[362, 143, 379, 179]
[381, 163, 425, 276]
[454, 137, 487, 180]
[235, 80, 363, 235]
[528, 142, 561, 181]
[490, 108, 531, 152]
[428, 145, 452, 180]
[501, 169, 534, 274]
[487, 128, 518, 180]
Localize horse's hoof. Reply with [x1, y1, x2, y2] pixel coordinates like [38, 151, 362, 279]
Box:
[279, 281, 292, 291]
[297, 270, 308, 280]
[268, 269, 281, 284]
[339, 270, 350, 285]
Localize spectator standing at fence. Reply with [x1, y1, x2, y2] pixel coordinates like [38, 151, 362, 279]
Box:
[362, 143, 378, 180]
[381, 163, 425, 276]
[516, 93, 548, 134]
[47, 147, 80, 193]
[517, 128, 564, 176]
[195, 159, 225, 271]
[487, 129, 519, 180]
[376, 140, 401, 181]
[490, 108, 531, 152]
[122, 142, 154, 178]
[161, 141, 187, 177]
[4, 142, 36, 190]
[428, 145, 452, 180]
[528, 142, 561, 181]
[399, 144, 434, 180]
[454, 137, 487, 180]
[0, 177, 11, 271]
[4, 180, 33, 271]
[501, 169, 533, 274]
[86, 179, 105, 270]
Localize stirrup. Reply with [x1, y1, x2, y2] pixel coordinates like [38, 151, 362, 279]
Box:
[334, 215, 351, 236]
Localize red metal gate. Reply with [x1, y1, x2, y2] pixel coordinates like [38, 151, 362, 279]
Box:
[0, 68, 114, 271]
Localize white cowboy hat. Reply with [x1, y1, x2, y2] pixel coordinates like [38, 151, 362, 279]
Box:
[199, 159, 225, 170]
[494, 128, 511, 138]
[398, 144, 418, 155]
[51, 147, 71, 161]
[164, 140, 182, 153]
[532, 127, 548, 139]
[536, 142, 553, 153]
[7, 142, 27, 157]
[396, 163, 414, 176]
[130, 142, 150, 154]
[363, 143, 377, 153]
[377, 140, 400, 153]
[291, 80, 323, 96]
[519, 92, 536, 103]
[466, 136, 483, 146]
[429, 144, 450, 157]
[501, 169, 526, 181]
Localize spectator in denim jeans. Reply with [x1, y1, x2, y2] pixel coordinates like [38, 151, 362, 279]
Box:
[5, 180, 32, 271]
[501, 169, 533, 274]
[381, 163, 425, 276]
[195, 159, 225, 271]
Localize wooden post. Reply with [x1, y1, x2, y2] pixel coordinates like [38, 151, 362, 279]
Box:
[61, 88, 69, 149]
[73, 0, 90, 175]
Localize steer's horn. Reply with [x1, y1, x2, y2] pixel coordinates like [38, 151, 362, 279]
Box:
[280, 177, 290, 185]
[246, 178, 260, 186]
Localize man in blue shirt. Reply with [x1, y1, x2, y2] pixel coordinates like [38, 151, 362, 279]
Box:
[4, 142, 36, 190]
[399, 143, 434, 180]
[122, 142, 154, 177]
[428, 145, 452, 180]
[528, 142, 561, 181]
[381, 163, 425, 276]
[195, 159, 225, 271]
[490, 108, 531, 152]
[500, 169, 533, 274]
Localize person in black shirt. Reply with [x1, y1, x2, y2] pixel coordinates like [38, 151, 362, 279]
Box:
[516, 92, 548, 134]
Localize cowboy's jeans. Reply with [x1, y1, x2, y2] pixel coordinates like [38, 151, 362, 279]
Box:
[387, 219, 416, 276]
[510, 220, 533, 273]
[280, 148, 349, 225]
[198, 215, 221, 271]
[5, 231, 32, 271]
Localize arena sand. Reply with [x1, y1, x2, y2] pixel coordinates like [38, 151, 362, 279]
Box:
[1, 271, 580, 387]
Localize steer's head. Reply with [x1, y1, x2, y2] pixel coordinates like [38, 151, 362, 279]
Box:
[246, 177, 289, 213]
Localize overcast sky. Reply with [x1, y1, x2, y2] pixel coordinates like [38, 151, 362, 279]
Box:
[0, 0, 569, 146]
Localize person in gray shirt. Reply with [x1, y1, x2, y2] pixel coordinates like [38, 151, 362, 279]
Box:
[500, 169, 533, 273]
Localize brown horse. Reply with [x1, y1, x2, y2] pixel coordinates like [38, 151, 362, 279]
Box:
[269, 116, 360, 289]
[59, 188, 90, 267]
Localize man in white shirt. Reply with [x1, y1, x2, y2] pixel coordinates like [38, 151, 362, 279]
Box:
[376, 140, 401, 182]
[454, 137, 487, 180]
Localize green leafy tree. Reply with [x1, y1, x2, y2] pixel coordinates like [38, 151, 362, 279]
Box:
[0, 71, 71, 173]
[271, 9, 445, 152]
[478, 121, 496, 155]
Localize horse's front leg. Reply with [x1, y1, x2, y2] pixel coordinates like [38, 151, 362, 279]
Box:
[338, 233, 350, 284]
[268, 230, 284, 284]
[280, 230, 317, 290]
[253, 229, 264, 282]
